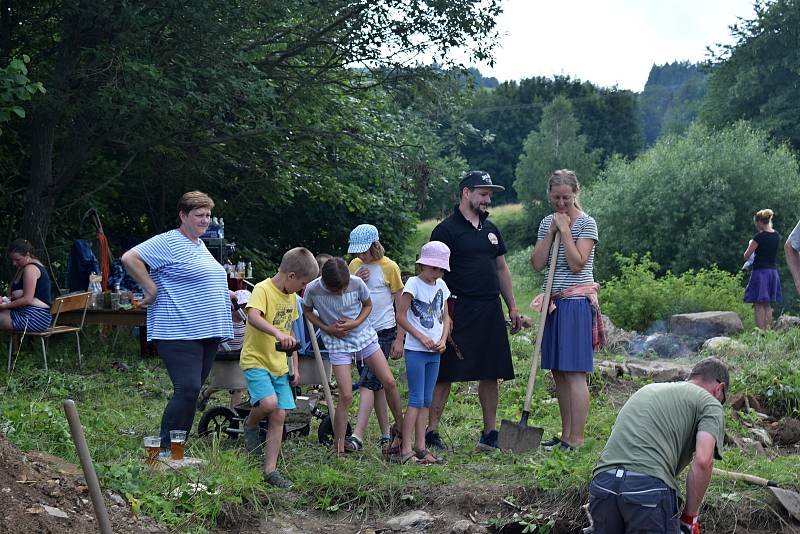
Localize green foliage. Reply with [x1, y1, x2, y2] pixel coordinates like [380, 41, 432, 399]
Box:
[701, 0, 800, 150]
[1, 0, 502, 268]
[587, 122, 800, 282]
[599, 253, 752, 332]
[514, 96, 601, 228]
[461, 76, 643, 203]
[639, 61, 706, 146]
[0, 55, 45, 136]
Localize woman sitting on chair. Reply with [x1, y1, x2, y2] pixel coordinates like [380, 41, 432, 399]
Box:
[0, 239, 52, 332]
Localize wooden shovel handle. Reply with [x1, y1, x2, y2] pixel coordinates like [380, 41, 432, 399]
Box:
[522, 232, 561, 413]
[713, 467, 779, 487]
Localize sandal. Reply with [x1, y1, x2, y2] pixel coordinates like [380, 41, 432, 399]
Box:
[382, 426, 402, 457]
[344, 435, 363, 452]
[389, 451, 419, 464]
[415, 448, 446, 465]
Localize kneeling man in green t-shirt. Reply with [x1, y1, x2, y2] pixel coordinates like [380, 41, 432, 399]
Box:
[589, 358, 729, 534]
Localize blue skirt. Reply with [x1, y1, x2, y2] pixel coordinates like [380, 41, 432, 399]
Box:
[744, 268, 782, 303]
[541, 297, 594, 373]
[10, 305, 52, 332]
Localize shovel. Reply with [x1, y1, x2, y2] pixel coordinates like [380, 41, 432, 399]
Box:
[498, 231, 561, 453]
[714, 467, 800, 522]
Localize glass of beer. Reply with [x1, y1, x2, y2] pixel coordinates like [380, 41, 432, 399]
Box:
[169, 430, 187, 460]
[144, 436, 161, 466]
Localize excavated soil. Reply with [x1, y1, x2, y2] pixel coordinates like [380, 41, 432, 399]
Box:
[0, 433, 165, 533]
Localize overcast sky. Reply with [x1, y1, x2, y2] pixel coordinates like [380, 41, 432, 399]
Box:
[467, 0, 757, 92]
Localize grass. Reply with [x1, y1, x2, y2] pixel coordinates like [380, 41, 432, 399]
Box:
[2, 214, 800, 532]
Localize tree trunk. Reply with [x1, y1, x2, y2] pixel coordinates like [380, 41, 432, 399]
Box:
[20, 108, 57, 249]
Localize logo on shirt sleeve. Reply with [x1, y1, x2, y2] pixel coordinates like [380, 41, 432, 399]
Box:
[487, 233, 498, 245]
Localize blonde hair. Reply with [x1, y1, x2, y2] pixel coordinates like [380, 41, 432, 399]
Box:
[754, 209, 774, 224]
[547, 169, 582, 211]
[368, 241, 385, 261]
[315, 253, 333, 273]
[279, 247, 319, 279]
[177, 191, 214, 215]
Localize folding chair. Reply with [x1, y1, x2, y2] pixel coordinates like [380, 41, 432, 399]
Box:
[7, 291, 92, 372]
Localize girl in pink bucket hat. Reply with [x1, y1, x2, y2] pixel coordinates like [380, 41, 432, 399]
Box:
[393, 241, 451, 464]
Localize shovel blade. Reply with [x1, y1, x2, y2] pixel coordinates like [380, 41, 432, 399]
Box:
[498, 418, 544, 453]
[770, 487, 800, 522]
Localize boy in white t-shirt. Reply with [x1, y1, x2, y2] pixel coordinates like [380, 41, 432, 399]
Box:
[395, 241, 451, 465]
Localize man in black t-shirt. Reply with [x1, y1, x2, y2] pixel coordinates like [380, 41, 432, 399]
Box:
[425, 170, 522, 451]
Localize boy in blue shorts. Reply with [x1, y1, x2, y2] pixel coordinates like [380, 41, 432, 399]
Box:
[239, 247, 319, 488]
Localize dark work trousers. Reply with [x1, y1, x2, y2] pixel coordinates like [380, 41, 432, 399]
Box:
[155, 338, 219, 449]
[589, 468, 680, 534]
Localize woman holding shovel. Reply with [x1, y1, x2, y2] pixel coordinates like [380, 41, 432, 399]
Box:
[531, 169, 599, 451]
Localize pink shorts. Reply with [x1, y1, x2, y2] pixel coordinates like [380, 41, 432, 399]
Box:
[329, 341, 381, 366]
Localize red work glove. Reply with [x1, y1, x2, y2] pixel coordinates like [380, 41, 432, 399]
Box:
[679, 513, 700, 534]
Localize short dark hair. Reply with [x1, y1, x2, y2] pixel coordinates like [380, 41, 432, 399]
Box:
[689, 357, 730, 387]
[321, 257, 350, 292]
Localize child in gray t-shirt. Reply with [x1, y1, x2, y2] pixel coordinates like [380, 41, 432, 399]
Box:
[301, 257, 405, 455]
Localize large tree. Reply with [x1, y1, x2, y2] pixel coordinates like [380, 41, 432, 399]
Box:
[701, 0, 800, 150]
[514, 96, 600, 205]
[1, 0, 501, 254]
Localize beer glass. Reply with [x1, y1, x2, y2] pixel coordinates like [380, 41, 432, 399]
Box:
[169, 430, 187, 460]
[144, 436, 161, 465]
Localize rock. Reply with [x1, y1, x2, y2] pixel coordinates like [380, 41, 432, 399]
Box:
[750, 427, 773, 447]
[670, 311, 743, 338]
[624, 360, 692, 382]
[107, 491, 126, 506]
[42, 505, 68, 519]
[450, 519, 487, 534]
[602, 315, 634, 351]
[701, 336, 746, 353]
[740, 437, 767, 456]
[730, 394, 763, 414]
[386, 510, 433, 531]
[770, 418, 800, 446]
[596, 360, 625, 379]
[774, 314, 800, 331]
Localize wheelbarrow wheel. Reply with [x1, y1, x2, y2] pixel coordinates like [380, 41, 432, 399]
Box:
[198, 406, 239, 440]
[317, 415, 352, 445]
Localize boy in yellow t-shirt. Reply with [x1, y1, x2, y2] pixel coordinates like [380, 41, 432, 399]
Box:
[240, 247, 319, 489]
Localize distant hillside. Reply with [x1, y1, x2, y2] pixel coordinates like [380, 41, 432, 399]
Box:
[639, 61, 706, 146]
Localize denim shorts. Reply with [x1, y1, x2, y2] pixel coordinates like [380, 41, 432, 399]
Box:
[329, 340, 380, 366]
[356, 327, 396, 391]
[243, 368, 296, 410]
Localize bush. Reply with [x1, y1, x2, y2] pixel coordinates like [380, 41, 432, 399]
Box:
[586, 122, 800, 281]
[600, 253, 753, 332]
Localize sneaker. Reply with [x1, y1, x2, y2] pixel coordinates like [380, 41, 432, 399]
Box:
[242, 424, 262, 456]
[264, 470, 294, 489]
[425, 430, 446, 450]
[477, 429, 499, 450]
[541, 436, 562, 451]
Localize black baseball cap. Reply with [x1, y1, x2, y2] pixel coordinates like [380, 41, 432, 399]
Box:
[459, 170, 505, 192]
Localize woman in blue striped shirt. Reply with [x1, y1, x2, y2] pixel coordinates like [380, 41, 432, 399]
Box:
[531, 170, 599, 451]
[123, 191, 233, 452]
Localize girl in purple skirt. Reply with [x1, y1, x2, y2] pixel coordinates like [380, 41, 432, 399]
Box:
[743, 209, 782, 329]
